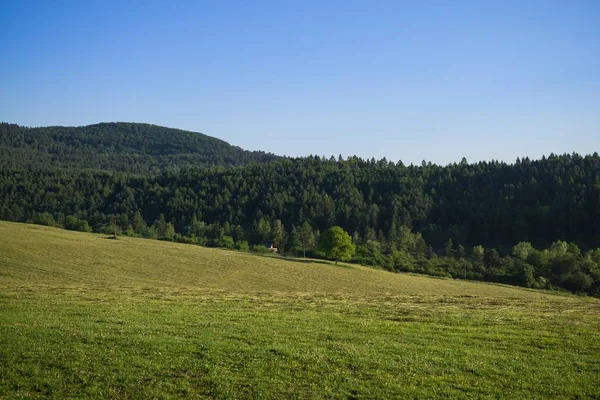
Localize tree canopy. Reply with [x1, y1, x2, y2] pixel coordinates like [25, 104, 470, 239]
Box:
[319, 226, 355, 264]
[0, 122, 279, 173]
[1, 122, 600, 296]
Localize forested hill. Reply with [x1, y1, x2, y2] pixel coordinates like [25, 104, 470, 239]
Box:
[0, 122, 280, 172]
[2, 153, 600, 250]
[1, 122, 599, 295]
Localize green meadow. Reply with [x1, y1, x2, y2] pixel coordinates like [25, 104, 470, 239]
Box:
[1, 221, 599, 399]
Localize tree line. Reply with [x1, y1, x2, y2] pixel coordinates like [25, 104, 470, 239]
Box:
[1, 153, 599, 296]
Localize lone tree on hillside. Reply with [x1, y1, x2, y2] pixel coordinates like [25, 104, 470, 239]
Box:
[299, 221, 316, 259]
[319, 226, 355, 264]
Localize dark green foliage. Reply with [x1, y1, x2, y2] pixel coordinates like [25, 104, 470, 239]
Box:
[271, 219, 285, 250]
[64, 215, 91, 232]
[563, 271, 594, 293]
[235, 240, 249, 252]
[151, 214, 175, 241]
[0, 122, 279, 173]
[513, 260, 536, 288]
[1, 122, 600, 295]
[444, 239, 455, 258]
[218, 235, 235, 249]
[298, 221, 316, 258]
[250, 245, 270, 254]
[34, 212, 57, 227]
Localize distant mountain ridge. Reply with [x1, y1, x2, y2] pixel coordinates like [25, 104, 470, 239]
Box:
[0, 122, 280, 173]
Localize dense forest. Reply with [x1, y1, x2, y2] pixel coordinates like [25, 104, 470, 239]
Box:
[0, 122, 279, 173]
[1, 122, 599, 296]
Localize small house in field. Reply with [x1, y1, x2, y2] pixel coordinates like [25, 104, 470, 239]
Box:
[268, 244, 278, 253]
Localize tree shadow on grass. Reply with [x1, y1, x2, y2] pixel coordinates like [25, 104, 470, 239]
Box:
[275, 256, 355, 269]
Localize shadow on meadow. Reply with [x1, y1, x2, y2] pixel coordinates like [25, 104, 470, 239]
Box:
[275, 255, 355, 269]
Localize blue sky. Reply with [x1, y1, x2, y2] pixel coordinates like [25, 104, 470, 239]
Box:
[1, 0, 598, 165]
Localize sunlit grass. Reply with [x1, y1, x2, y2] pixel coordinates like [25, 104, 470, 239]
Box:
[1, 222, 599, 399]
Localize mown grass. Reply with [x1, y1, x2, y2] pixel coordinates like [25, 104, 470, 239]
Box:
[1, 221, 599, 399]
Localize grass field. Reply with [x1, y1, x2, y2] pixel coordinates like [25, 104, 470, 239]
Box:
[1, 221, 599, 399]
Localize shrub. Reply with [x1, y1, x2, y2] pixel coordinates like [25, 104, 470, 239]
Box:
[34, 212, 56, 227]
[235, 241, 249, 252]
[250, 245, 269, 254]
[64, 215, 91, 232]
[218, 236, 235, 249]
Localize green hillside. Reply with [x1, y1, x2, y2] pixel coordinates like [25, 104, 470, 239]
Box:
[3, 152, 600, 296]
[0, 122, 279, 172]
[0, 221, 555, 297]
[1, 221, 599, 399]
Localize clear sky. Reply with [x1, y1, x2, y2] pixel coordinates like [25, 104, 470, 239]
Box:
[1, 0, 598, 165]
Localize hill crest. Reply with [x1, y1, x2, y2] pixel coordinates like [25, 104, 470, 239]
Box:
[0, 121, 280, 173]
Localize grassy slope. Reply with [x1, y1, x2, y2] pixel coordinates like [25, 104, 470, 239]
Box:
[1, 221, 599, 399]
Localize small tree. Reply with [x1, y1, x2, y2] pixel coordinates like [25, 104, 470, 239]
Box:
[35, 212, 56, 227]
[457, 244, 466, 259]
[271, 219, 285, 250]
[516, 262, 535, 288]
[318, 226, 355, 264]
[512, 242, 533, 261]
[235, 240, 249, 252]
[444, 239, 455, 258]
[471, 245, 484, 264]
[219, 235, 235, 249]
[109, 216, 119, 238]
[163, 222, 176, 241]
[152, 214, 175, 241]
[132, 211, 147, 235]
[254, 216, 272, 244]
[299, 221, 316, 259]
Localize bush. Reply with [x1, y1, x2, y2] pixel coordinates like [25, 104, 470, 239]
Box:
[218, 235, 235, 249]
[34, 212, 56, 227]
[142, 226, 158, 239]
[390, 250, 416, 272]
[352, 243, 388, 268]
[175, 234, 198, 244]
[564, 272, 593, 293]
[250, 245, 269, 254]
[98, 223, 121, 236]
[235, 241, 249, 252]
[64, 215, 91, 232]
[516, 263, 535, 288]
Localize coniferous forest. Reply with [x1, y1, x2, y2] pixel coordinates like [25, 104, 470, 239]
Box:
[1, 122, 599, 296]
